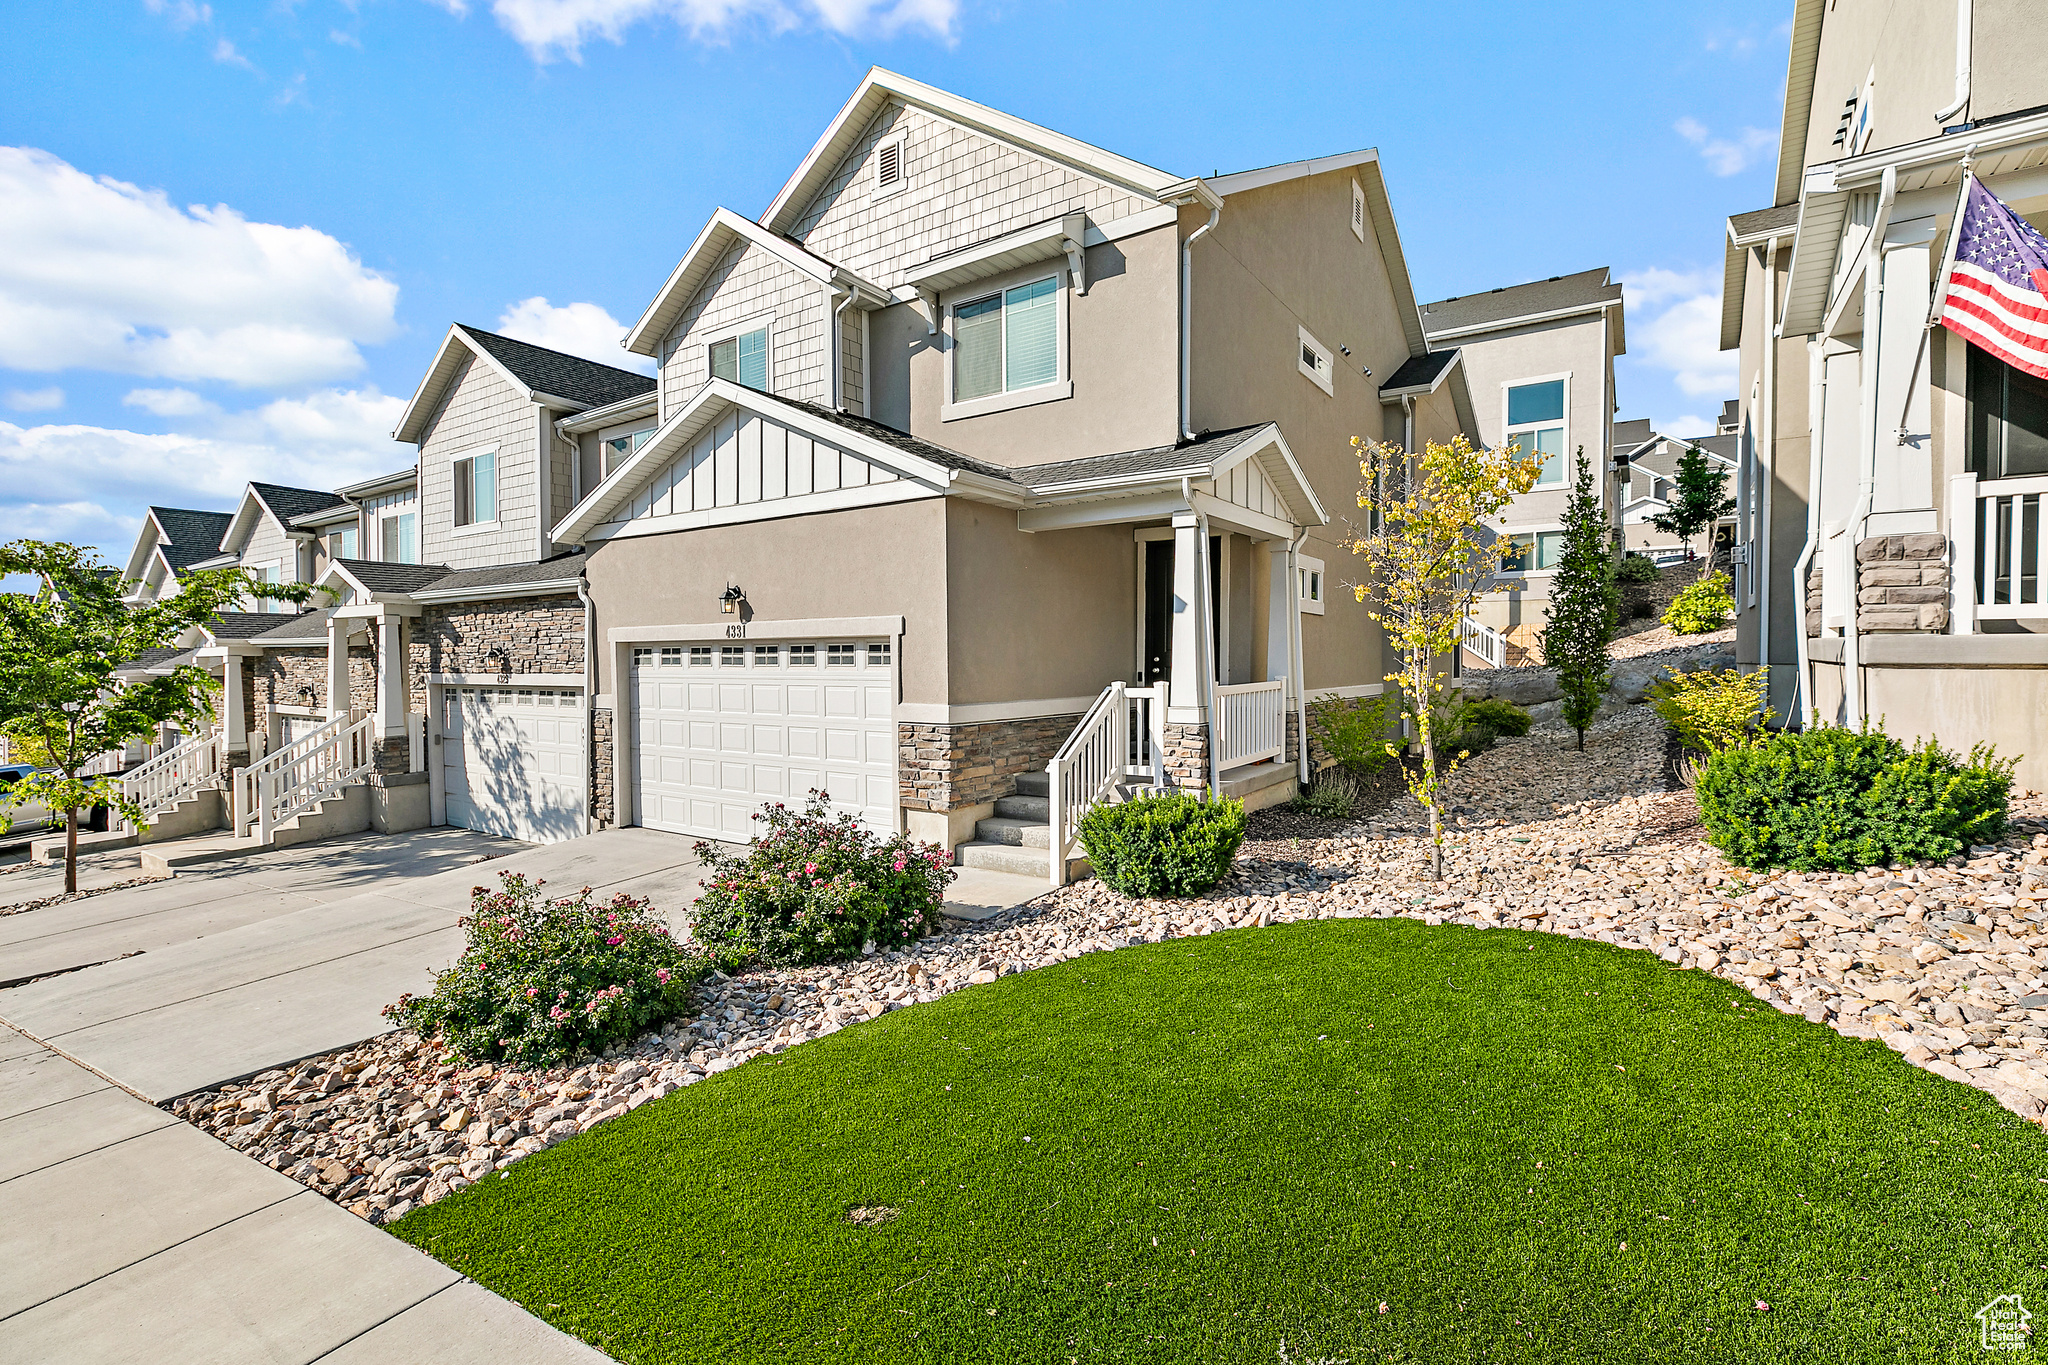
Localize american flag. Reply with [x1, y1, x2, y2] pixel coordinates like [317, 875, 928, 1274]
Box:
[1941, 174, 2048, 381]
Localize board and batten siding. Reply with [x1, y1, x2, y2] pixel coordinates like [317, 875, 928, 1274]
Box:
[659, 240, 830, 417]
[617, 409, 909, 526]
[417, 353, 538, 571]
[791, 103, 1152, 290]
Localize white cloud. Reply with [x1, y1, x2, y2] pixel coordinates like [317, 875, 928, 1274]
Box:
[1675, 117, 1776, 177]
[0, 500, 130, 546]
[123, 386, 218, 417]
[496, 296, 654, 373]
[1654, 414, 1717, 440]
[212, 37, 255, 69]
[0, 146, 399, 387]
[4, 387, 64, 413]
[446, 0, 958, 62]
[145, 0, 214, 30]
[1621, 267, 1738, 401]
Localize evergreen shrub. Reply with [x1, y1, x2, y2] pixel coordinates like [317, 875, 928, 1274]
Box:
[1663, 572, 1735, 634]
[1079, 791, 1246, 898]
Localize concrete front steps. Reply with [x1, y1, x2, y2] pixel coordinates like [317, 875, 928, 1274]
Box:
[139, 784, 373, 874]
[1220, 759, 1300, 812]
[953, 772, 1091, 882]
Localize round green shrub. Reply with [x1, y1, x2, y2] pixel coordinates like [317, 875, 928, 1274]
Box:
[690, 791, 953, 967]
[1079, 790, 1246, 898]
[383, 871, 707, 1068]
[1618, 552, 1662, 584]
[1694, 723, 2014, 871]
[1457, 697, 1533, 739]
[1662, 571, 1734, 634]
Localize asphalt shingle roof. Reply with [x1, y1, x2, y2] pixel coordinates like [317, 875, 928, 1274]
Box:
[248, 609, 338, 643]
[1420, 267, 1621, 337]
[413, 552, 588, 597]
[332, 559, 457, 595]
[250, 483, 348, 525]
[1008, 424, 1272, 489]
[149, 508, 234, 573]
[113, 645, 192, 673]
[1729, 203, 1800, 238]
[205, 611, 309, 641]
[773, 400, 1015, 480]
[1378, 351, 1460, 394]
[457, 326, 657, 410]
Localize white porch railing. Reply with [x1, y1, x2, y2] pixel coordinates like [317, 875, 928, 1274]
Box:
[1124, 684, 1166, 785]
[1047, 684, 1132, 889]
[1213, 680, 1285, 770]
[120, 730, 224, 823]
[1951, 472, 2048, 628]
[1460, 615, 1507, 670]
[234, 710, 374, 843]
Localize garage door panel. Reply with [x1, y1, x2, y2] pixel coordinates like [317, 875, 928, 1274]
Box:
[442, 686, 586, 844]
[823, 727, 860, 761]
[785, 686, 821, 716]
[787, 726, 821, 759]
[823, 685, 860, 717]
[719, 684, 748, 709]
[751, 685, 784, 713]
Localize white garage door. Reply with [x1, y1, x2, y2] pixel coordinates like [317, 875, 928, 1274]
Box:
[442, 685, 587, 843]
[631, 639, 896, 841]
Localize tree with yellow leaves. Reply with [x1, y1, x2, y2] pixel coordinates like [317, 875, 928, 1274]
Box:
[1345, 434, 1540, 880]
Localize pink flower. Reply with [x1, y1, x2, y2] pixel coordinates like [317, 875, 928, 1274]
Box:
[606, 935, 624, 946]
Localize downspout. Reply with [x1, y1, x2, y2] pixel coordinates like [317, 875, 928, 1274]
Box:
[1844, 165, 1899, 726]
[1290, 527, 1311, 786]
[1934, 0, 1972, 124]
[1179, 196, 1220, 442]
[1792, 337, 1826, 725]
[828, 282, 855, 412]
[577, 574, 597, 835]
[1401, 394, 1415, 453]
[1758, 235, 1780, 698]
[1185, 476, 1219, 798]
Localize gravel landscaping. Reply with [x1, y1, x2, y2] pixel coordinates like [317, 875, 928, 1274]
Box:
[171, 657, 2048, 1230]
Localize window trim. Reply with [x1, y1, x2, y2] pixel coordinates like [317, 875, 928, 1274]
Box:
[1500, 526, 1567, 578]
[450, 444, 500, 532]
[1297, 554, 1326, 615]
[1502, 372, 1571, 489]
[702, 310, 776, 393]
[873, 132, 907, 200]
[1297, 326, 1335, 397]
[940, 266, 1073, 422]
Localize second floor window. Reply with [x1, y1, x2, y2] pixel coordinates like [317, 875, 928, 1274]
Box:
[381, 511, 417, 564]
[328, 527, 357, 560]
[602, 428, 654, 478]
[954, 276, 1058, 403]
[710, 327, 768, 390]
[1507, 379, 1567, 486]
[1502, 530, 1562, 573]
[453, 451, 497, 527]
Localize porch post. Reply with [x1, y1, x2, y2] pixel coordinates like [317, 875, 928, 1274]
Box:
[221, 654, 246, 753]
[326, 614, 351, 721]
[376, 610, 408, 737]
[1168, 513, 1206, 715]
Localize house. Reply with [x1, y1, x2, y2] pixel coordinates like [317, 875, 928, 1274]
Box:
[121, 68, 1481, 877]
[1417, 267, 1627, 656]
[1613, 413, 1742, 559]
[1723, 0, 2048, 778]
[118, 507, 234, 605]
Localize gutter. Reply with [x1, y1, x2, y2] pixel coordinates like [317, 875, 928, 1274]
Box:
[1793, 337, 1826, 724]
[829, 282, 856, 413]
[577, 574, 597, 835]
[1758, 235, 1781, 698]
[409, 576, 586, 606]
[1934, 0, 1972, 124]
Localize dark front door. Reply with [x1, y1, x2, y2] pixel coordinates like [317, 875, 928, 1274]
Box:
[1143, 539, 1174, 685]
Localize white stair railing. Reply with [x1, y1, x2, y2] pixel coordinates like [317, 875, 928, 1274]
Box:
[120, 730, 224, 824]
[1460, 615, 1507, 670]
[1046, 683, 1129, 889]
[1212, 680, 1285, 770]
[1951, 472, 2048, 627]
[1124, 684, 1167, 785]
[235, 710, 374, 843]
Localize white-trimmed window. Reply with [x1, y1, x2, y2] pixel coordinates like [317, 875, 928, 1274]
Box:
[362, 489, 417, 563]
[826, 643, 858, 666]
[1505, 378, 1568, 486]
[788, 644, 816, 666]
[1298, 326, 1334, 396]
[249, 562, 282, 613]
[943, 272, 1069, 419]
[689, 646, 712, 666]
[1297, 555, 1326, 615]
[1503, 530, 1564, 574]
[720, 645, 745, 666]
[709, 323, 769, 391]
[659, 647, 683, 666]
[453, 450, 497, 528]
[327, 526, 357, 561]
[754, 645, 779, 665]
[873, 133, 907, 198]
[602, 426, 655, 478]
[867, 641, 891, 666]
[1350, 180, 1366, 242]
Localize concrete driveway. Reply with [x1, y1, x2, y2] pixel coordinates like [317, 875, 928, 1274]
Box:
[0, 827, 707, 1102]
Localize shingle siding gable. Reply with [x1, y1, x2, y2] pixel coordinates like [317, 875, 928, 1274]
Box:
[416, 353, 538, 570]
[659, 239, 829, 414]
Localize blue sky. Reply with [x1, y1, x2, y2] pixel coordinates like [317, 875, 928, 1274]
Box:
[2, 0, 1792, 567]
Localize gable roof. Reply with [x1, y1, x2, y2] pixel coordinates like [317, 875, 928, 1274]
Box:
[321, 558, 457, 599]
[144, 507, 234, 575]
[624, 208, 893, 358]
[219, 482, 347, 557]
[409, 551, 589, 604]
[193, 611, 308, 644]
[758, 69, 1183, 241]
[1719, 203, 1801, 351]
[1377, 349, 1460, 398]
[1773, 0, 1827, 208]
[393, 323, 656, 444]
[247, 608, 339, 644]
[1419, 267, 1624, 342]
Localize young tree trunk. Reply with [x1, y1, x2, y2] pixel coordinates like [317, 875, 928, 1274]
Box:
[64, 806, 78, 896]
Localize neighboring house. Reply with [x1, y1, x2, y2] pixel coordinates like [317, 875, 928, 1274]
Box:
[119, 507, 234, 604]
[188, 483, 354, 612]
[1723, 0, 2048, 780]
[1614, 413, 1741, 559]
[1418, 267, 1627, 650]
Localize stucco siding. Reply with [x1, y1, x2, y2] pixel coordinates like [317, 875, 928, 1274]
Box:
[790, 102, 1152, 290]
[658, 239, 828, 415]
[417, 353, 537, 571]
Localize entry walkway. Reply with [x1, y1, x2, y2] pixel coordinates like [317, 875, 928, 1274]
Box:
[0, 1029, 609, 1364]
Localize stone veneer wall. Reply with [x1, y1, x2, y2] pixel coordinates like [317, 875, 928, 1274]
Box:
[592, 707, 615, 828]
[1856, 533, 1950, 632]
[1161, 721, 1209, 792]
[1805, 561, 1825, 638]
[406, 595, 585, 712]
[898, 715, 1079, 812]
[248, 645, 377, 745]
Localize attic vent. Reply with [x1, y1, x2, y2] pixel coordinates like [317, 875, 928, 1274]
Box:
[875, 137, 905, 195]
[1350, 179, 1366, 242]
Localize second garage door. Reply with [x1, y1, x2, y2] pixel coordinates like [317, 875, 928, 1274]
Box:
[442, 685, 587, 843]
[631, 639, 896, 841]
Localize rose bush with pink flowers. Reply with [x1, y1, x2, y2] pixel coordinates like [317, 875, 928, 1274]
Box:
[383, 871, 714, 1067]
[689, 790, 953, 966]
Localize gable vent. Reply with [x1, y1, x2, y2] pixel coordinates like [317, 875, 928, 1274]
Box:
[876, 139, 904, 193]
[1350, 179, 1366, 242]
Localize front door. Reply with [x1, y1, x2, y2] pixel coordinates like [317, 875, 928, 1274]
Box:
[1142, 540, 1173, 685]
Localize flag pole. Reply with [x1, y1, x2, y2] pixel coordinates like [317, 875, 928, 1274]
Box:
[1894, 150, 1978, 439]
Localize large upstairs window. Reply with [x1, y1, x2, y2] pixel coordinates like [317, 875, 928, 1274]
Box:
[953, 275, 1058, 403]
[1507, 378, 1567, 486]
[709, 326, 768, 391]
[453, 450, 497, 528]
[1969, 348, 2048, 479]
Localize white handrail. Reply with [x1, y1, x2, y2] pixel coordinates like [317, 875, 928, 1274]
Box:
[120, 729, 223, 823]
[1212, 680, 1285, 770]
[235, 710, 374, 842]
[1962, 474, 2048, 621]
[1460, 615, 1507, 670]
[1047, 683, 1128, 889]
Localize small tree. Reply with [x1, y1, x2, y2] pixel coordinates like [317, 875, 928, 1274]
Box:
[1647, 444, 1735, 577]
[1540, 446, 1619, 751]
[1346, 434, 1541, 880]
[0, 540, 305, 893]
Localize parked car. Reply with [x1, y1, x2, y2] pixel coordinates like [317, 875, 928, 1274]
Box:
[0, 764, 54, 835]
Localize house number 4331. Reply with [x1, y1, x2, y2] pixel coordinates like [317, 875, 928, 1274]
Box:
[725, 624, 746, 639]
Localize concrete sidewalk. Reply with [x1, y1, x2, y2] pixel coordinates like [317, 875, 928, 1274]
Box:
[0, 828, 705, 1101]
[0, 1030, 609, 1365]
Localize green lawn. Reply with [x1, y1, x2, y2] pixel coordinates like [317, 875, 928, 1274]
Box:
[394, 919, 2048, 1363]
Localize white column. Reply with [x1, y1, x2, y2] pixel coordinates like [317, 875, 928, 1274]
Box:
[1169, 513, 1205, 714]
[1874, 237, 1934, 519]
[1267, 545, 1292, 689]
[326, 615, 351, 721]
[222, 655, 246, 751]
[376, 612, 407, 737]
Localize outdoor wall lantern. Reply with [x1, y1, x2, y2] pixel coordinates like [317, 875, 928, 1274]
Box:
[719, 583, 745, 615]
